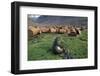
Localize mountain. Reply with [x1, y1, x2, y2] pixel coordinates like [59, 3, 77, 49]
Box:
[28, 15, 88, 26]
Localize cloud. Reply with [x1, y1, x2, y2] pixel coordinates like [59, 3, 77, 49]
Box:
[28, 14, 40, 19]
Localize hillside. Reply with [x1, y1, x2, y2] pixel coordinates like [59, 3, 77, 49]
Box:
[28, 15, 88, 27]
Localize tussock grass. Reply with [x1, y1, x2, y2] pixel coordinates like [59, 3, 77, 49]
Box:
[28, 31, 88, 61]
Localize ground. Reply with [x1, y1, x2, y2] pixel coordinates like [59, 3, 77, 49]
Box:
[28, 30, 88, 61]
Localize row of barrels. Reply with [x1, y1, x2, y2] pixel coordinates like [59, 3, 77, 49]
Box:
[28, 26, 81, 37]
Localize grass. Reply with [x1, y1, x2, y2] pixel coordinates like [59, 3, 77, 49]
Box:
[28, 31, 88, 61]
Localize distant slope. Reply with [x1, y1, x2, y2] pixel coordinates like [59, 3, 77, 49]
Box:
[28, 15, 88, 26]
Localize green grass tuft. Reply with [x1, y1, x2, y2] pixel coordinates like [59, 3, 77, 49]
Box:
[28, 31, 88, 61]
